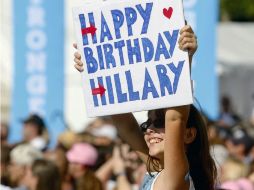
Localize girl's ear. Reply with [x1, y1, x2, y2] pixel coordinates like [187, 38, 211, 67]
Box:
[184, 127, 197, 144]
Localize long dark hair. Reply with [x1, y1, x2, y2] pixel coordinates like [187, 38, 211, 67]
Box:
[75, 169, 103, 190]
[146, 105, 217, 190]
[186, 105, 217, 190]
[32, 159, 61, 190]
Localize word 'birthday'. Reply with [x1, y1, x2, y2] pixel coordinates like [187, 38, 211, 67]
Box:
[84, 31, 178, 73]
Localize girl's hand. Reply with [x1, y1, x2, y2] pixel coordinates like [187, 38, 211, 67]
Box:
[178, 25, 197, 60]
[73, 43, 84, 72]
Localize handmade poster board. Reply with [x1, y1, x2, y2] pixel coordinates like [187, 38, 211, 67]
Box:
[73, 0, 193, 117]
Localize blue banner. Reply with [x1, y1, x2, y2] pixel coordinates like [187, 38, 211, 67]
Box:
[184, 0, 219, 119]
[10, 0, 65, 148]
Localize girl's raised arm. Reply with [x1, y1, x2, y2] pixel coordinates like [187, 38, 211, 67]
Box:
[154, 106, 190, 190]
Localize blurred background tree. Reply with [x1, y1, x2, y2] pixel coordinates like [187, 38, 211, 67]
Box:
[220, 0, 254, 21]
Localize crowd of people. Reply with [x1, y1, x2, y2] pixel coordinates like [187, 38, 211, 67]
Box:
[0, 114, 146, 190]
[1, 96, 254, 190]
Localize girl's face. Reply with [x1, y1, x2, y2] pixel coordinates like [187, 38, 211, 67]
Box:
[143, 110, 197, 160]
[143, 111, 165, 160]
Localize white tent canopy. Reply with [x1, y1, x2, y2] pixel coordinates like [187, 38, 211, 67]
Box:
[218, 23, 254, 120]
[218, 23, 254, 66]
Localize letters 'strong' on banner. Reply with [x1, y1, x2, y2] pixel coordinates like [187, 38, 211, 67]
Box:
[73, 0, 193, 117]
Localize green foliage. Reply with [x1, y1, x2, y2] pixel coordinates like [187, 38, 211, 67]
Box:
[220, 0, 254, 21]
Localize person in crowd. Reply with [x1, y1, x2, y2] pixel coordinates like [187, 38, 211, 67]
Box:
[248, 160, 254, 183]
[8, 144, 43, 190]
[220, 178, 254, 190]
[96, 146, 132, 190]
[22, 114, 48, 151]
[1, 145, 11, 187]
[85, 117, 114, 132]
[207, 119, 229, 179]
[111, 146, 133, 190]
[0, 122, 10, 146]
[57, 130, 77, 150]
[225, 129, 254, 163]
[74, 25, 217, 190]
[218, 152, 254, 189]
[74, 119, 117, 171]
[250, 93, 254, 127]
[81, 117, 117, 147]
[89, 123, 117, 147]
[22, 159, 61, 190]
[120, 143, 147, 187]
[66, 143, 103, 190]
[44, 147, 72, 190]
[96, 144, 145, 190]
[220, 157, 250, 183]
[217, 96, 241, 128]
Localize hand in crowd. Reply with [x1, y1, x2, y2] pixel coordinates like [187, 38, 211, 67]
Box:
[112, 146, 126, 176]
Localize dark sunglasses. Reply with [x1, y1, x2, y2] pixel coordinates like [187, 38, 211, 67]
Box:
[140, 118, 165, 132]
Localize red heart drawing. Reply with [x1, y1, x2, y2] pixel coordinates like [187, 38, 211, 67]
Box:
[163, 7, 173, 19]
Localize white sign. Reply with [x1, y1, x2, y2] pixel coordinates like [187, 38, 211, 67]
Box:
[73, 0, 193, 117]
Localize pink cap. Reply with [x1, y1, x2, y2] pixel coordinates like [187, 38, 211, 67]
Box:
[66, 143, 98, 166]
[221, 181, 239, 190]
[237, 179, 254, 190]
[221, 179, 254, 190]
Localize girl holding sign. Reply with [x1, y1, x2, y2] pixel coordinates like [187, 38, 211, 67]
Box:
[74, 25, 217, 190]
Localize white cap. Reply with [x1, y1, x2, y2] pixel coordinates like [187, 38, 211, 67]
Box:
[90, 124, 117, 140]
[30, 137, 47, 150]
[10, 144, 43, 166]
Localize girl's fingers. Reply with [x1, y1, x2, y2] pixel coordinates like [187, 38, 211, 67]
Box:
[74, 52, 81, 59]
[73, 43, 78, 49]
[74, 63, 82, 70]
[180, 25, 193, 34]
[74, 58, 83, 66]
[181, 42, 197, 55]
[179, 25, 197, 56]
[182, 42, 195, 50]
[179, 41, 197, 51]
[73, 43, 84, 72]
[178, 32, 195, 44]
[74, 64, 84, 72]
[179, 37, 196, 47]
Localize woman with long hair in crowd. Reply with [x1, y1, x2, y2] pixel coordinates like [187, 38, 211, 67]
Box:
[66, 143, 103, 190]
[74, 24, 217, 190]
[24, 159, 61, 190]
